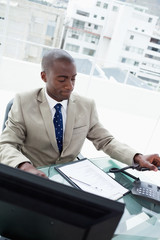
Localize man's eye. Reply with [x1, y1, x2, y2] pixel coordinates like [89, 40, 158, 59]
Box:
[58, 78, 66, 82]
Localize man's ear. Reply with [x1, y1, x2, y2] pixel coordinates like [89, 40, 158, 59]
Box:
[41, 71, 47, 83]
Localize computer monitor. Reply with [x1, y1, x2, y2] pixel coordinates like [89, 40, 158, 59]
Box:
[0, 163, 125, 240]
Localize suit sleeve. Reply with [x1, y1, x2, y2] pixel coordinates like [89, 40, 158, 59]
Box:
[0, 95, 32, 167]
[86, 100, 137, 165]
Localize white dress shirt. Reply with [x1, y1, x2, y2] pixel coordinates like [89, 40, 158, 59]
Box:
[45, 89, 68, 133]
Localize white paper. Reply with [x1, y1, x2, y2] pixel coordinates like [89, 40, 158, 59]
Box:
[54, 159, 129, 200]
[126, 212, 149, 230]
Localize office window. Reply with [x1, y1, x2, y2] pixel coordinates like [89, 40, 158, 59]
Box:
[83, 48, 95, 56]
[134, 61, 139, 66]
[71, 34, 79, 40]
[125, 46, 130, 51]
[138, 76, 159, 84]
[150, 37, 160, 45]
[145, 54, 153, 59]
[120, 57, 139, 66]
[145, 54, 160, 61]
[142, 62, 160, 70]
[85, 33, 100, 44]
[46, 21, 55, 37]
[76, 10, 90, 17]
[96, 1, 101, 7]
[1, 0, 160, 167]
[30, 17, 44, 34]
[121, 57, 126, 63]
[134, 7, 143, 12]
[148, 46, 160, 53]
[65, 43, 80, 53]
[112, 6, 119, 12]
[124, 45, 144, 54]
[103, 3, 108, 9]
[72, 20, 85, 29]
[130, 71, 136, 75]
[148, 17, 152, 23]
[68, 30, 80, 40]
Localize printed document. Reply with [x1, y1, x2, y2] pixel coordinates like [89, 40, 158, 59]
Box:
[53, 159, 129, 201]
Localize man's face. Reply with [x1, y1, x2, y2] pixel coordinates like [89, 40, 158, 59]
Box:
[41, 60, 77, 102]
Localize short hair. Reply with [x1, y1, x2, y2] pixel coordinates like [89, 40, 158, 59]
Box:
[41, 49, 75, 73]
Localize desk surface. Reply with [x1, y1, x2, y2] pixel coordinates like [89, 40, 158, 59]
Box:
[40, 157, 160, 240]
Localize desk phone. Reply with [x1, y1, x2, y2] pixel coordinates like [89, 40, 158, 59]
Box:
[109, 166, 160, 204]
[131, 180, 160, 204]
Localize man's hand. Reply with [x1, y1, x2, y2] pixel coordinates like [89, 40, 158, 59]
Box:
[18, 162, 48, 178]
[134, 154, 160, 171]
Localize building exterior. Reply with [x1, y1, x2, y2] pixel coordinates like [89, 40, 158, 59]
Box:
[137, 32, 160, 88]
[62, 0, 160, 88]
[0, 0, 66, 63]
[0, 0, 159, 88]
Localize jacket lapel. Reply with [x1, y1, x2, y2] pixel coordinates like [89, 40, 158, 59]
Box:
[37, 89, 76, 154]
[63, 94, 76, 152]
[37, 88, 59, 153]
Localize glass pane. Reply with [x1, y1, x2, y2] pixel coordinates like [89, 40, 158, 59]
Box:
[0, 0, 160, 158]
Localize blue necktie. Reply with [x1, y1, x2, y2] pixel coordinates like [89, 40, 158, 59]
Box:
[53, 103, 63, 153]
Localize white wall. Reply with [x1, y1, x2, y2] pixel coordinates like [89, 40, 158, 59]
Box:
[74, 73, 160, 156]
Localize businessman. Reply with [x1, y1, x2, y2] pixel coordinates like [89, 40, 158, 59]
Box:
[0, 49, 160, 178]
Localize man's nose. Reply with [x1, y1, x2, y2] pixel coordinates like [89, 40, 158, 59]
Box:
[65, 80, 74, 90]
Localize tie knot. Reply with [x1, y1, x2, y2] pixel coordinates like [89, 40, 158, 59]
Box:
[54, 103, 62, 111]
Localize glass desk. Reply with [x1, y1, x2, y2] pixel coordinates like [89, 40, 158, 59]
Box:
[40, 157, 160, 240]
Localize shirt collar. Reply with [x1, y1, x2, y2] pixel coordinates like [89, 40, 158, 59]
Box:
[45, 88, 68, 111]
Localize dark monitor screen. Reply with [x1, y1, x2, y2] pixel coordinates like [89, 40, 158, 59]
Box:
[0, 163, 125, 240]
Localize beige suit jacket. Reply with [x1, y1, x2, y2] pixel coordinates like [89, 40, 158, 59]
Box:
[0, 88, 137, 168]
